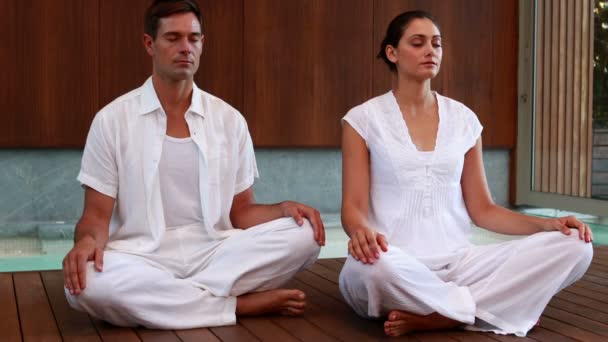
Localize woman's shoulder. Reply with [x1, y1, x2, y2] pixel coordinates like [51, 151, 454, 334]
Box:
[345, 91, 394, 118]
[436, 93, 480, 128]
[436, 93, 475, 116]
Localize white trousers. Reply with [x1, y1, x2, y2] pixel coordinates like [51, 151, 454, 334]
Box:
[339, 230, 593, 336]
[66, 218, 320, 329]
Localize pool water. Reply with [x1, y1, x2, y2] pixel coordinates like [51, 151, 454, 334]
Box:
[1, 211, 606, 273]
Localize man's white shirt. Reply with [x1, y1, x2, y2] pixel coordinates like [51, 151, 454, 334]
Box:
[78, 77, 259, 252]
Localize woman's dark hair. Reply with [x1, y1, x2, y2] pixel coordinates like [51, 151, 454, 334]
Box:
[144, 0, 203, 39]
[378, 10, 440, 72]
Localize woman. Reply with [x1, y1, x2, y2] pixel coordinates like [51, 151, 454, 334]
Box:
[339, 10, 593, 337]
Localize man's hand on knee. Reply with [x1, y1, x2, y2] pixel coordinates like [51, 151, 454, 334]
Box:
[62, 235, 104, 295]
[279, 201, 326, 246]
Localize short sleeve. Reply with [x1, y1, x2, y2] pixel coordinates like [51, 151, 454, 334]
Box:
[341, 105, 369, 145]
[234, 117, 259, 194]
[77, 113, 118, 198]
[464, 107, 483, 150]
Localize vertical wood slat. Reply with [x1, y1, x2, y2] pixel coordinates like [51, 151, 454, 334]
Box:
[542, 0, 552, 192]
[534, 0, 594, 198]
[573, 0, 582, 195]
[587, 0, 594, 197]
[557, 0, 566, 194]
[534, 0, 544, 192]
[565, 0, 575, 195]
[549, 0, 559, 193]
[580, 0, 590, 197]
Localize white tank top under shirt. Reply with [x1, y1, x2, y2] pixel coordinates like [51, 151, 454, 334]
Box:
[158, 136, 204, 229]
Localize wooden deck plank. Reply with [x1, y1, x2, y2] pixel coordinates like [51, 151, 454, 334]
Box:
[90, 319, 141, 342]
[442, 331, 502, 341]
[589, 263, 608, 274]
[555, 289, 608, 314]
[290, 278, 393, 341]
[209, 324, 260, 342]
[135, 328, 181, 342]
[411, 331, 460, 341]
[302, 264, 515, 341]
[238, 316, 299, 342]
[297, 270, 344, 302]
[486, 333, 537, 342]
[6, 250, 608, 342]
[270, 313, 339, 342]
[589, 256, 608, 266]
[526, 326, 576, 342]
[564, 284, 608, 303]
[542, 306, 608, 337]
[307, 263, 340, 284]
[40, 271, 101, 342]
[583, 267, 608, 280]
[316, 258, 344, 273]
[174, 328, 221, 341]
[0, 274, 22, 342]
[571, 279, 608, 294]
[13, 272, 62, 342]
[582, 273, 608, 286]
[549, 297, 608, 324]
[537, 316, 606, 341]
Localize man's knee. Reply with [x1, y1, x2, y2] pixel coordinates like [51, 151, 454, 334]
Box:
[286, 219, 321, 264]
[65, 262, 126, 316]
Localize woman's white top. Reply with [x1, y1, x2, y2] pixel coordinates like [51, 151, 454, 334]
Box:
[343, 91, 483, 259]
[159, 136, 205, 229]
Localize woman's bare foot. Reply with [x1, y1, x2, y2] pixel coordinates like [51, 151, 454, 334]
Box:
[384, 310, 460, 337]
[236, 289, 307, 316]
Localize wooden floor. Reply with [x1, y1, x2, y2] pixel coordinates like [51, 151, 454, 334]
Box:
[3, 246, 608, 342]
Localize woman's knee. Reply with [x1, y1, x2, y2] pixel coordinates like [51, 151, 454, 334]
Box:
[563, 231, 594, 269]
[346, 249, 412, 286]
[540, 230, 593, 269]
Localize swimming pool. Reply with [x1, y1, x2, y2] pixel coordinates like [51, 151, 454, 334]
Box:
[1, 211, 606, 272]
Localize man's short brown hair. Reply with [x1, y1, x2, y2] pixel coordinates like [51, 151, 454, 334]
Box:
[144, 0, 203, 39]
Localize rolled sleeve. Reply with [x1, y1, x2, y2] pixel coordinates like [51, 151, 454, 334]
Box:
[234, 118, 259, 195]
[78, 113, 118, 198]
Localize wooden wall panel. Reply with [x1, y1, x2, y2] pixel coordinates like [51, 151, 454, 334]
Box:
[1, 0, 99, 147]
[99, 0, 152, 107]
[534, 0, 594, 197]
[196, 0, 243, 111]
[243, 0, 373, 147]
[373, 0, 518, 148]
[1, 0, 516, 148]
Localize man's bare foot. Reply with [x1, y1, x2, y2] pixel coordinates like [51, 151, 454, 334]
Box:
[384, 310, 460, 337]
[236, 289, 306, 316]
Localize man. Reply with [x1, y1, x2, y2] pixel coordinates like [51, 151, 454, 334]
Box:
[63, 0, 324, 329]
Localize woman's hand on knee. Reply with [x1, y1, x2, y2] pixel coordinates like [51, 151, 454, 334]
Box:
[348, 228, 388, 264]
[543, 215, 593, 243]
[62, 235, 104, 295]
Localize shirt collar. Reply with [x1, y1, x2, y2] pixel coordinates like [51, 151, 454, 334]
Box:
[139, 76, 205, 118]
